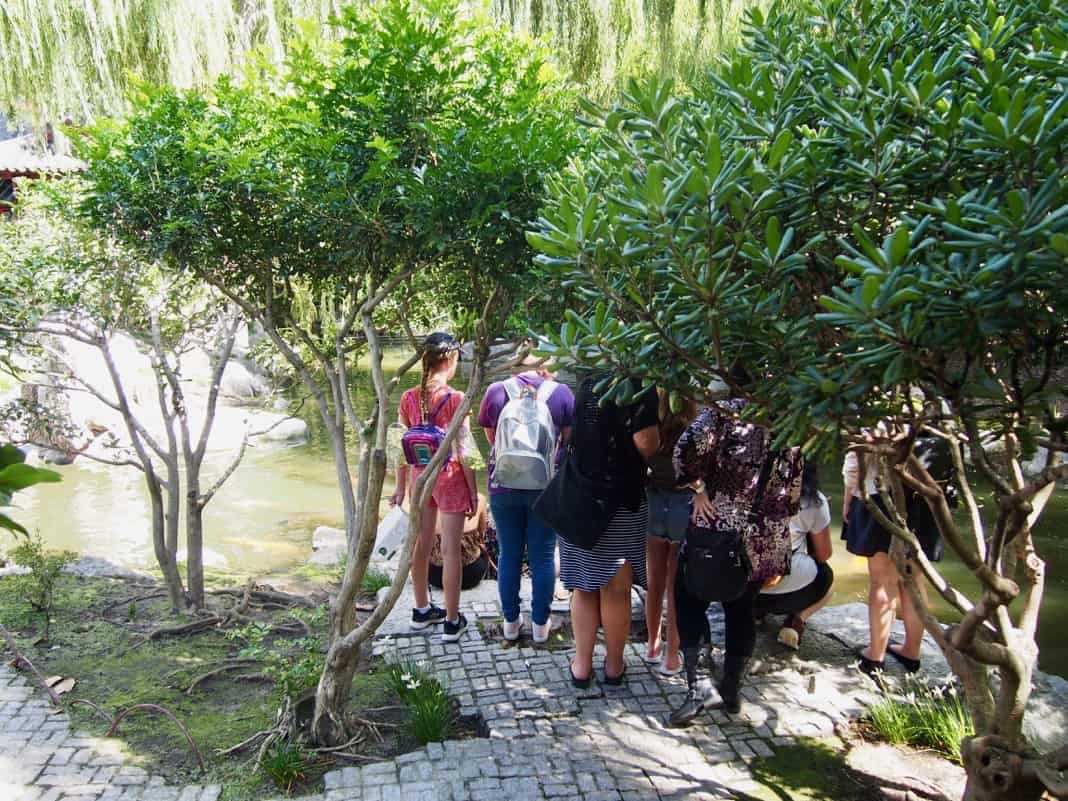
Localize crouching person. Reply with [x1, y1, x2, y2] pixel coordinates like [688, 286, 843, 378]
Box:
[756, 463, 834, 648]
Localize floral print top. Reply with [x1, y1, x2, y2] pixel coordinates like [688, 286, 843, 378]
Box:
[673, 400, 803, 582]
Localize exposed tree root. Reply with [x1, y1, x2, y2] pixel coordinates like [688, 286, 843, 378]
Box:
[105, 704, 206, 774]
[209, 586, 316, 608]
[101, 591, 168, 613]
[186, 659, 261, 694]
[68, 698, 115, 726]
[0, 623, 62, 705]
[147, 615, 224, 640]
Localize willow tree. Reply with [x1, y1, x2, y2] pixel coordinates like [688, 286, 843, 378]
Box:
[78, 0, 580, 745]
[529, 0, 1067, 798]
[0, 0, 757, 127]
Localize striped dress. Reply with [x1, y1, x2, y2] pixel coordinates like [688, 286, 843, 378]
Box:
[558, 379, 656, 592]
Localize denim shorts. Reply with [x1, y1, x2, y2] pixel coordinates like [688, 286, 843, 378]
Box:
[646, 487, 691, 543]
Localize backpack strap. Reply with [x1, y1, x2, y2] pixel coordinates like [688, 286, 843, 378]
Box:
[502, 378, 522, 402]
[535, 379, 559, 403]
[428, 392, 453, 425]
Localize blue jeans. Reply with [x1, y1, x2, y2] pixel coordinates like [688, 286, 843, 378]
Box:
[491, 490, 557, 626]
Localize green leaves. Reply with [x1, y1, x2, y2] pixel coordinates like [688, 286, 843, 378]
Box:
[0, 444, 61, 536]
[529, 0, 1068, 454]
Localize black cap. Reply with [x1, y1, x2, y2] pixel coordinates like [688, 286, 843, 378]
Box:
[424, 332, 460, 354]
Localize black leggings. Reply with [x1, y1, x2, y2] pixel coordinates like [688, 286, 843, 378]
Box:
[675, 563, 761, 662]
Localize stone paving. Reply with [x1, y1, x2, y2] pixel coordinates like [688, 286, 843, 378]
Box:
[2, 573, 906, 801]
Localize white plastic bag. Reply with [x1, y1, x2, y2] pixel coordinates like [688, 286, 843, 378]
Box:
[374, 505, 408, 561]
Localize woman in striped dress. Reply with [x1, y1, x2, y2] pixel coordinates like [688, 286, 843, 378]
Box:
[559, 376, 660, 687]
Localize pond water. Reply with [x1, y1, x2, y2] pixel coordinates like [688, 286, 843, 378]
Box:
[11, 355, 1067, 676]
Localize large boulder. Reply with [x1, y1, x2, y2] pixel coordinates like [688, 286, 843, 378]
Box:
[310, 526, 346, 566]
[249, 411, 309, 444]
[220, 360, 269, 400]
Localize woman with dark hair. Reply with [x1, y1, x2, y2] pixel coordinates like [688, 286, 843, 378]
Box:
[549, 375, 659, 688]
[643, 390, 699, 676]
[755, 462, 835, 649]
[390, 332, 478, 643]
[668, 398, 802, 726]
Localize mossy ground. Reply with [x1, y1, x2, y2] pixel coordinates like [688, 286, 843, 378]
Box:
[0, 572, 428, 801]
[745, 738, 878, 801]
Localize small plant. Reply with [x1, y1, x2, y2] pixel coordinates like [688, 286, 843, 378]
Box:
[8, 534, 76, 638]
[225, 621, 324, 698]
[261, 738, 307, 793]
[359, 566, 391, 597]
[385, 660, 455, 744]
[866, 677, 974, 763]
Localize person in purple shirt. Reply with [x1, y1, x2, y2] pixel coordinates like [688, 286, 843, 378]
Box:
[479, 357, 575, 643]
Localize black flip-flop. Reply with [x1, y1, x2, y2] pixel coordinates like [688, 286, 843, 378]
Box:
[603, 666, 627, 686]
[569, 662, 592, 689]
[887, 644, 921, 673]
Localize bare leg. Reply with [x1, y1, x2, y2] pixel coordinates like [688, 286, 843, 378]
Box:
[411, 506, 439, 610]
[663, 542, 682, 671]
[799, 587, 834, 622]
[863, 552, 897, 662]
[601, 562, 634, 679]
[894, 558, 927, 660]
[570, 589, 600, 680]
[438, 510, 465, 621]
[645, 537, 669, 660]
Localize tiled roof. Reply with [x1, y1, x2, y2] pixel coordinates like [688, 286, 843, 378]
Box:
[0, 136, 84, 176]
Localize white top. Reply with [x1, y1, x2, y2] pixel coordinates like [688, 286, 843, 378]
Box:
[761, 493, 831, 596]
[842, 450, 880, 497]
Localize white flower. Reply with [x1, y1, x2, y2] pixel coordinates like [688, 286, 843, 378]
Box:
[406, 679, 422, 691]
[401, 672, 412, 682]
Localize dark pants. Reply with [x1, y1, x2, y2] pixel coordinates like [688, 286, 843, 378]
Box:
[675, 563, 761, 663]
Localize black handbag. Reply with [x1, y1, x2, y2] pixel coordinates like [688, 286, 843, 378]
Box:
[533, 453, 620, 550]
[682, 454, 774, 603]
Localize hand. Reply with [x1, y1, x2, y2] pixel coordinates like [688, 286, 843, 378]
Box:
[763, 575, 784, 589]
[389, 489, 405, 508]
[842, 497, 852, 523]
[464, 491, 478, 520]
[691, 490, 714, 526]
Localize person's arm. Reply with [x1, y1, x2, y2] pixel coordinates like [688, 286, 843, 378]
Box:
[390, 404, 411, 507]
[842, 450, 859, 522]
[809, 526, 833, 562]
[558, 425, 572, 446]
[632, 425, 660, 459]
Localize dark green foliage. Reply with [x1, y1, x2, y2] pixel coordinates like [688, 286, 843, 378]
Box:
[530, 0, 1067, 450]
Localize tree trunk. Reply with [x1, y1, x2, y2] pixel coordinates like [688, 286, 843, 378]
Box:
[310, 647, 360, 746]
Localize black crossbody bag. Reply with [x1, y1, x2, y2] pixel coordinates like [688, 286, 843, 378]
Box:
[683, 454, 774, 603]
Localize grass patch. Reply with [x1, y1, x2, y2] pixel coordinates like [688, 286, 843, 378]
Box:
[360, 567, 392, 597]
[0, 571, 464, 801]
[748, 738, 878, 801]
[865, 677, 973, 763]
[384, 660, 455, 744]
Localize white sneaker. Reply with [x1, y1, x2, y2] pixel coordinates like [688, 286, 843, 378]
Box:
[532, 618, 552, 643]
[502, 618, 521, 641]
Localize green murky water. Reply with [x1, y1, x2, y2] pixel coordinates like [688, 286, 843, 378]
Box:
[12, 356, 1067, 675]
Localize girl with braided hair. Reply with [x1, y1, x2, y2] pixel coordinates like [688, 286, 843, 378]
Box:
[391, 332, 479, 643]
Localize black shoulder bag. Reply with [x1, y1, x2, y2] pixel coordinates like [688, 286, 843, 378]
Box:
[683, 454, 774, 603]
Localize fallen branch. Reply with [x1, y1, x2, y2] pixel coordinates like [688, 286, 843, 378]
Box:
[106, 704, 206, 774]
[216, 728, 273, 757]
[0, 624, 62, 705]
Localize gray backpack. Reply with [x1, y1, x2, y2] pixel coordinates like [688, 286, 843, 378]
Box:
[492, 378, 560, 490]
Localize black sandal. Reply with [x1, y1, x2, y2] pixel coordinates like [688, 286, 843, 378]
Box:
[569, 662, 592, 689]
[887, 644, 921, 673]
[855, 649, 885, 681]
[603, 666, 627, 686]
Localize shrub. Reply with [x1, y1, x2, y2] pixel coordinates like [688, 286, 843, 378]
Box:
[384, 660, 455, 744]
[8, 534, 76, 638]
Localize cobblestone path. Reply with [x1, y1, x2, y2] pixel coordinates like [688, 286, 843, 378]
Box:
[3, 589, 896, 801]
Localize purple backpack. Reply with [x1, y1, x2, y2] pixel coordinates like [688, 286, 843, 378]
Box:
[401, 393, 454, 467]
